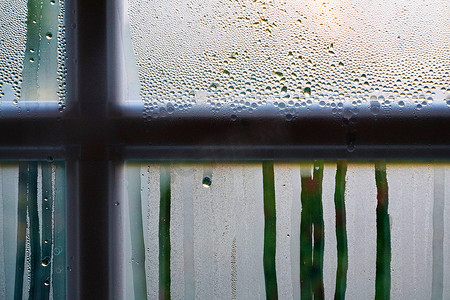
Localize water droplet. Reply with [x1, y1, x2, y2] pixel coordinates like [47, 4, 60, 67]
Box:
[274, 71, 283, 78]
[202, 177, 212, 187]
[41, 257, 50, 267]
[54, 247, 62, 256]
[45, 33, 53, 39]
[343, 108, 354, 120]
[114, 202, 120, 206]
[370, 101, 380, 115]
[347, 143, 355, 152]
[303, 87, 311, 96]
[44, 279, 50, 286]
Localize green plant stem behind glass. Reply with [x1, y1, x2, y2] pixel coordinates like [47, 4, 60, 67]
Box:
[262, 162, 278, 300]
[300, 162, 325, 300]
[375, 162, 391, 300]
[334, 161, 348, 300]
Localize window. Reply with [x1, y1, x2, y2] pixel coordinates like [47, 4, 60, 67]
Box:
[0, 0, 66, 299]
[1, 0, 449, 299]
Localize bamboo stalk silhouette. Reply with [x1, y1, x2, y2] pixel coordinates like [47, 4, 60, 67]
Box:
[375, 162, 391, 300]
[17, 0, 44, 296]
[262, 162, 278, 299]
[334, 161, 348, 300]
[52, 163, 66, 299]
[159, 167, 171, 300]
[300, 162, 324, 300]
[40, 164, 55, 299]
[18, 0, 61, 293]
[15, 163, 64, 300]
[14, 164, 31, 299]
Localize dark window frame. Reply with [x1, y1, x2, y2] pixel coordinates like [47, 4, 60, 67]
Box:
[0, 0, 449, 299]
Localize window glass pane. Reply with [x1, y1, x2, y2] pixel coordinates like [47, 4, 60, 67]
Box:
[122, 162, 450, 299]
[0, 162, 66, 300]
[125, 0, 450, 114]
[0, 0, 66, 103]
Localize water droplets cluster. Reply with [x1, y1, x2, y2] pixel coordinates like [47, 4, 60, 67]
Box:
[0, 0, 66, 104]
[57, 0, 67, 107]
[0, 0, 27, 101]
[129, 0, 450, 117]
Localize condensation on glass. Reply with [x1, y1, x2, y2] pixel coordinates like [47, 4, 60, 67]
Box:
[0, 162, 66, 300]
[0, 0, 66, 104]
[124, 0, 450, 118]
[0, 1, 67, 299]
[122, 162, 450, 299]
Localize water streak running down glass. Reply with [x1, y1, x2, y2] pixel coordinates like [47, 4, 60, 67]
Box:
[0, 162, 66, 300]
[122, 162, 450, 299]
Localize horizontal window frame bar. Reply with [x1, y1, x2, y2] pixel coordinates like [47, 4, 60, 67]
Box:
[1, 101, 450, 160]
[0, 101, 63, 118]
[2, 145, 450, 161]
[120, 145, 450, 162]
[0, 147, 65, 160]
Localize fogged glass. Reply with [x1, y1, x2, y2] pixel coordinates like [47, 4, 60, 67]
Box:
[0, 162, 65, 300]
[122, 162, 450, 299]
[0, 0, 66, 103]
[125, 0, 450, 115]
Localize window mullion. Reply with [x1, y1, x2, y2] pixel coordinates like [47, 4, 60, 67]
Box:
[67, 1, 116, 300]
[113, 101, 450, 160]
